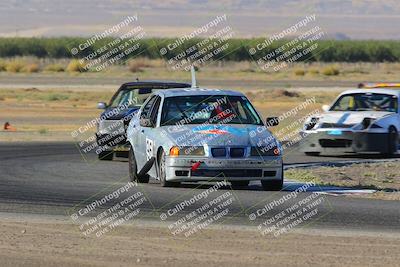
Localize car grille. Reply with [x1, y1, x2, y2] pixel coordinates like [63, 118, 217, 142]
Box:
[191, 169, 263, 178]
[319, 123, 355, 129]
[263, 171, 277, 177]
[319, 139, 352, 148]
[211, 147, 245, 158]
[230, 148, 245, 158]
[211, 148, 226, 157]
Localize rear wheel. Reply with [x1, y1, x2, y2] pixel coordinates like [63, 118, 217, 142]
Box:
[158, 150, 180, 187]
[387, 126, 399, 156]
[261, 179, 283, 191]
[304, 152, 320, 156]
[230, 180, 249, 188]
[129, 148, 149, 183]
[98, 151, 113, 161]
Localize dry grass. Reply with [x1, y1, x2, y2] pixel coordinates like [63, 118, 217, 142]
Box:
[44, 64, 65, 72]
[294, 69, 306, 76]
[0, 88, 112, 103]
[66, 59, 87, 72]
[308, 68, 319, 75]
[5, 61, 24, 73]
[286, 161, 400, 192]
[0, 61, 6, 71]
[22, 63, 40, 73]
[322, 65, 340, 76]
[0, 87, 328, 141]
[127, 58, 165, 73]
[0, 57, 400, 84]
[245, 89, 304, 103]
[127, 60, 145, 73]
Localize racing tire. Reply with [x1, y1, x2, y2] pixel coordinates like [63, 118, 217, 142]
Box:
[158, 150, 180, 187]
[98, 151, 113, 161]
[261, 179, 283, 191]
[304, 152, 320, 156]
[230, 180, 249, 188]
[129, 148, 149, 183]
[387, 126, 399, 156]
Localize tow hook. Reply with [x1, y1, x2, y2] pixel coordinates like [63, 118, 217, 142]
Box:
[191, 161, 201, 171]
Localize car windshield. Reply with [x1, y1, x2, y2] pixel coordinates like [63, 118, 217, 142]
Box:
[160, 95, 263, 126]
[110, 88, 154, 108]
[330, 93, 398, 112]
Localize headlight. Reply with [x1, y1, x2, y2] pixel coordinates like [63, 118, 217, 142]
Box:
[361, 118, 373, 129]
[169, 146, 205, 156]
[304, 117, 319, 130]
[251, 145, 280, 156]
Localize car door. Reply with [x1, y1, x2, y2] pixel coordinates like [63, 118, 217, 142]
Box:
[136, 95, 161, 171]
[136, 95, 158, 168]
[143, 96, 162, 177]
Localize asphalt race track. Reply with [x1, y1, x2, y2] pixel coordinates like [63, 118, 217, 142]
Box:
[0, 141, 399, 233]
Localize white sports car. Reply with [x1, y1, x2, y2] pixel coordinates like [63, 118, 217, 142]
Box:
[300, 86, 400, 156]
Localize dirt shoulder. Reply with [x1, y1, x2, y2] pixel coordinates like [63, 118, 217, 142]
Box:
[0, 218, 399, 267]
[286, 161, 400, 200]
[0, 87, 328, 142]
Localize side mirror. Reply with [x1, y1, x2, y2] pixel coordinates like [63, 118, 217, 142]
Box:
[322, 105, 330, 112]
[140, 118, 153, 127]
[97, 102, 107, 109]
[266, 117, 279, 127]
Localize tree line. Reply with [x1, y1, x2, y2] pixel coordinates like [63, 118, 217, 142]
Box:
[0, 37, 399, 62]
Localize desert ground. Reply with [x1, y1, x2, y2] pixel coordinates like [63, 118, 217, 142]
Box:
[1, 215, 399, 267]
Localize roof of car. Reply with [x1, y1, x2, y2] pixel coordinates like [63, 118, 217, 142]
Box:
[120, 81, 191, 89]
[157, 88, 245, 97]
[340, 88, 400, 97]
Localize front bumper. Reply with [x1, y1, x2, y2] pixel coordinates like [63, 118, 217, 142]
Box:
[165, 156, 283, 182]
[300, 130, 389, 153]
[96, 133, 128, 149]
[96, 119, 128, 149]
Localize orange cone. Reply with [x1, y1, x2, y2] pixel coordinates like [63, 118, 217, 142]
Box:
[3, 122, 16, 131]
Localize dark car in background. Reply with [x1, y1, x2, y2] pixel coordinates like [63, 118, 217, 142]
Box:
[96, 81, 191, 160]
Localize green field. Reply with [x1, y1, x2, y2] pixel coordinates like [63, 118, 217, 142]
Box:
[0, 37, 399, 62]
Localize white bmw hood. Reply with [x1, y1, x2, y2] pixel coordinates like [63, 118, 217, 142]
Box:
[319, 111, 392, 125]
[161, 124, 277, 147]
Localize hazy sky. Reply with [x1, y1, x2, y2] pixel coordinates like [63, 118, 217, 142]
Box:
[1, 0, 400, 39]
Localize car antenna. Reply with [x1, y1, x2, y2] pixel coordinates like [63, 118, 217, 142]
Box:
[191, 65, 198, 88]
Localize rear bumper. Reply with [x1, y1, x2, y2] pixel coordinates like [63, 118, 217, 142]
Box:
[165, 156, 283, 182]
[300, 130, 389, 153]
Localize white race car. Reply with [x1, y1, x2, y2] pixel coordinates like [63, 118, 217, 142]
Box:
[300, 84, 400, 156]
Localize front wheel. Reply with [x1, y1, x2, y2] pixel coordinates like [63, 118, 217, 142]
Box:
[158, 150, 180, 187]
[387, 126, 399, 156]
[129, 148, 149, 183]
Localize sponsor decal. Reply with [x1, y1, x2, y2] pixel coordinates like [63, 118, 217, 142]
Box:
[145, 138, 154, 161]
[195, 129, 228, 135]
[192, 125, 246, 136]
